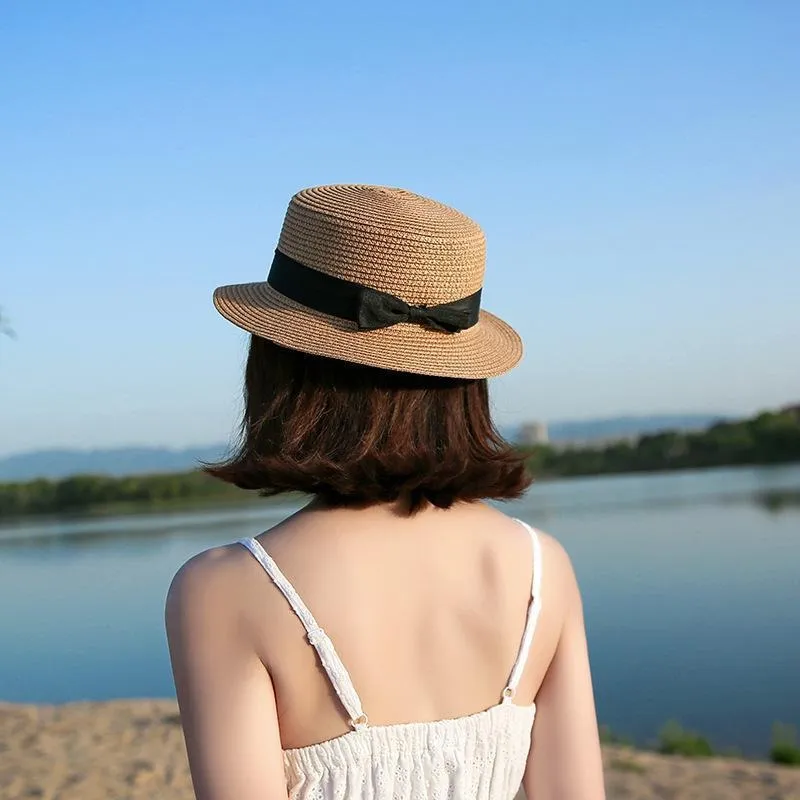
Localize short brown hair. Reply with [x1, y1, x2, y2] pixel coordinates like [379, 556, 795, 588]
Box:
[205, 337, 531, 511]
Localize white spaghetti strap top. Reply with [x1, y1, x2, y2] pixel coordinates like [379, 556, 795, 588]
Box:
[238, 517, 543, 800]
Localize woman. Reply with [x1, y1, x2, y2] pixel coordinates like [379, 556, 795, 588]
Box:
[166, 185, 605, 800]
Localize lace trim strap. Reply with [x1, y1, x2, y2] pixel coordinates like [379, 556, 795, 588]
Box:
[501, 519, 543, 702]
[238, 537, 368, 730]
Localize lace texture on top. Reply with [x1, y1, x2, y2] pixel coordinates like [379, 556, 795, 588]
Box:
[238, 518, 543, 800]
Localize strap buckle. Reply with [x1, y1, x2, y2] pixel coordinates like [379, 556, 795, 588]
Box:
[350, 713, 369, 731]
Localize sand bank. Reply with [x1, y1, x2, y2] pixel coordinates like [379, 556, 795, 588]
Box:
[1, 699, 798, 799]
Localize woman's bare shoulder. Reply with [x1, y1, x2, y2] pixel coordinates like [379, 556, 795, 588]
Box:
[165, 541, 262, 627]
[488, 510, 581, 610]
[474, 505, 580, 602]
[526, 529, 584, 637]
[535, 528, 576, 580]
[480, 505, 574, 575]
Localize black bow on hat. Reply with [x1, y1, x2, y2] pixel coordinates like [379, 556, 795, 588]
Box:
[356, 286, 481, 333]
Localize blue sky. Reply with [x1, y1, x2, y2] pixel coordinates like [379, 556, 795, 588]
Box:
[1, 1, 798, 457]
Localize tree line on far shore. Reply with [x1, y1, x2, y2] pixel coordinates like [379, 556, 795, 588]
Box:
[0, 469, 246, 518]
[525, 406, 800, 478]
[1, 406, 798, 519]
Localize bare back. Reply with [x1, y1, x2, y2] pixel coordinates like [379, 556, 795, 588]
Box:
[166, 500, 605, 799]
[241, 501, 552, 748]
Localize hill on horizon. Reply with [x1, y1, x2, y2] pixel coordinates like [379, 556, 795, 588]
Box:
[0, 445, 229, 482]
[0, 413, 728, 482]
[544, 413, 725, 443]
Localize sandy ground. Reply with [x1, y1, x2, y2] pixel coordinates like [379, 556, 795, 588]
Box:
[1, 699, 799, 800]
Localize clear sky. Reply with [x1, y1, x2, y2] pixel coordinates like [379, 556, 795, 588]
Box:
[1, 1, 798, 457]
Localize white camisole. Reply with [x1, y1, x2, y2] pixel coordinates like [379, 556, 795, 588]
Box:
[238, 518, 543, 800]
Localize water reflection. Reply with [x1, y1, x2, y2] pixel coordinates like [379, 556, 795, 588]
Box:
[0, 501, 300, 549]
[754, 489, 800, 512]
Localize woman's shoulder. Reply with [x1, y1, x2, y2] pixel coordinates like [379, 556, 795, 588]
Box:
[530, 526, 575, 584]
[165, 540, 269, 634]
[484, 509, 581, 616]
[444, 504, 580, 615]
[477, 506, 575, 580]
[169, 539, 251, 592]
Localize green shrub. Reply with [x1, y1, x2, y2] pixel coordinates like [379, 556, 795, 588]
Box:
[599, 725, 634, 747]
[771, 723, 800, 766]
[658, 720, 714, 757]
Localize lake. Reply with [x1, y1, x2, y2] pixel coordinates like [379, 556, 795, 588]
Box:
[1, 465, 798, 756]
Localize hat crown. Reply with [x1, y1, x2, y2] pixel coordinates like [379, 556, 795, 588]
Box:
[276, 185, 486, 306]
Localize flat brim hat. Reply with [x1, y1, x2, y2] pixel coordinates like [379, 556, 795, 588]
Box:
[213, 185, 523, 379]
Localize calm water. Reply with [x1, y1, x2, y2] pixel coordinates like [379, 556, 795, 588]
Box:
[1, 466, 798, 755]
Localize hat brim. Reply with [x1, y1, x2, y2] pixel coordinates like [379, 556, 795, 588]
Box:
[213, 282, 522, 379]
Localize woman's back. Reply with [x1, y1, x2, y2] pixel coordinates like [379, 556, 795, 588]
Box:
[166, 185, 605, 799]
[167, 500, 601, 800]
[237, 502, 553, 748]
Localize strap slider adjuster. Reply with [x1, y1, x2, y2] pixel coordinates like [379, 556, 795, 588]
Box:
[306, 627, 326, 646]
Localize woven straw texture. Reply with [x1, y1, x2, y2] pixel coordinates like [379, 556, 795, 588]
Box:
[213, 185, 522, 379]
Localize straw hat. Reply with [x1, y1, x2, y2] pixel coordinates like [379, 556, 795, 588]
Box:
[213, 185, 522, 379]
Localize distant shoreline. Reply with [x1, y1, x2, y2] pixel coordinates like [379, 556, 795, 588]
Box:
[2, 406, 798, 520]
[1, 462, 799, 524]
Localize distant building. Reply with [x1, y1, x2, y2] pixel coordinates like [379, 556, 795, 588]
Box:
[519, 421, 549, 446]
